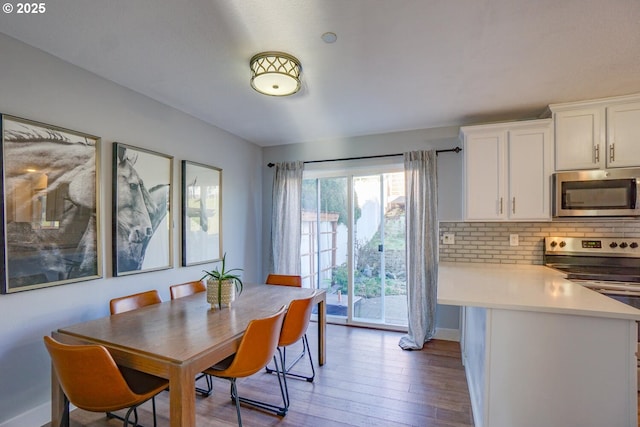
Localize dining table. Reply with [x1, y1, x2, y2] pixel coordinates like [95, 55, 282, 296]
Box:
[50, 283, 326, 427]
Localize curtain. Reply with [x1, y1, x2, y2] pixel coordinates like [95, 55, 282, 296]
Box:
[270, 161, 304, 275]
[399, 150, 438, 350]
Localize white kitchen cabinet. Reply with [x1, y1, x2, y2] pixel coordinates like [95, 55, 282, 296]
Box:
[550, 94, 640, 170]
[441, 263, 640, 427]
[461, 119, 553, 221]
[461, 306, 637, 427]
[554, 107, 602, 170]
[607, 101, 640, 168]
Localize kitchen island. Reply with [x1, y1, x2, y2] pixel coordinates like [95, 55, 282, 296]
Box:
[438, 262, 640, 427]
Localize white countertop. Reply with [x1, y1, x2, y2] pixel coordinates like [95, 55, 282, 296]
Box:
[438, 262, 640, 320]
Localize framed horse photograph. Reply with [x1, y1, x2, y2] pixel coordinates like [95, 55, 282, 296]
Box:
[181, 160, 222, 266]
[112, 143, 173, 276]
[0, 114, 102, 293]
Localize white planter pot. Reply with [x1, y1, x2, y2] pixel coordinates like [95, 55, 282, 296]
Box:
[207, 278, 236, 309]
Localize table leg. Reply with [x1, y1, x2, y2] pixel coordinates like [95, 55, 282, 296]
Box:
[169, 366, 196, 427]
[317, 297, 326, 366]
[50, 361, 65, 426]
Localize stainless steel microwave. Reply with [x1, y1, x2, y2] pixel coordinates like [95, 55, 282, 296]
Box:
[552, 168, 640, 217]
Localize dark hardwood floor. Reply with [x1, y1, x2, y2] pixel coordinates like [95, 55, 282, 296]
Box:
[46, 324, 475, 427]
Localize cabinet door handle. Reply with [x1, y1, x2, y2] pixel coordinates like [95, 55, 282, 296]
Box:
[499, 197, 503, 215]
[512, 197, 516, 214]
[610, 143, 615, 163]
[594, 144, 600, 163]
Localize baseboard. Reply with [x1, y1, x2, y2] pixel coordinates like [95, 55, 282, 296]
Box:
[434, 327, 460, 341]
[0, 402, 49, 427]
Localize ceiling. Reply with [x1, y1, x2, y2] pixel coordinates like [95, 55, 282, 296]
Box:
[1, 0, 639, 147]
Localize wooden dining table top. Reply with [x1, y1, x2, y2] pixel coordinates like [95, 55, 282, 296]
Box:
[51, 283, 326, 427]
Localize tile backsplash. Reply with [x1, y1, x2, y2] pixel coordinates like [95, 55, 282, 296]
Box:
[439, 220, 640, 265]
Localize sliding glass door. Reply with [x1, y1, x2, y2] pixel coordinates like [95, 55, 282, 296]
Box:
[301, 164, 407, 328]
[352, 173, 406, 326]
[301, 177, 351, 316]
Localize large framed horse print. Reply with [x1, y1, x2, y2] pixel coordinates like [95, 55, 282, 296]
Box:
[0, 114, 102, 293]
[181, 160, 222, 266]
[112, 143, 173, 276]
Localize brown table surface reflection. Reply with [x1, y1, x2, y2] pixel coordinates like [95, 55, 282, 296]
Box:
[50, 284, 326, 427]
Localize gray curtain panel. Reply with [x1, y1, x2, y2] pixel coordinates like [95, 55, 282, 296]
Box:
[270, 161, 304, 275]
[399, 150, 438, 350]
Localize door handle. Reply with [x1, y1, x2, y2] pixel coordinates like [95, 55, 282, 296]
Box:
[594, 144, 600, 163]
[512, 197, 516, 214]
[609, 143, 615, 163]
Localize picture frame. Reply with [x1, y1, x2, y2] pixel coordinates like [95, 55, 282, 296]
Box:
[181, 160, 222, 266]
[112, 142, 173, 276]
[0, 114, 102, 293]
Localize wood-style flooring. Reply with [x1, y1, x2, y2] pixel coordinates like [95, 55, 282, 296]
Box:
[44, 324, 474, 427]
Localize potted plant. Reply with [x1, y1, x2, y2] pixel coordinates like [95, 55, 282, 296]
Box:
[201, 253, 244, 309]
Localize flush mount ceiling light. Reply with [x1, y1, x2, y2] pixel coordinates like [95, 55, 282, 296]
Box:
[250, 51, 301, 96]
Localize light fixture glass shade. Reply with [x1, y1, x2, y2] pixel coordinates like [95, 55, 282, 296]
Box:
[250, 52, 301, 96]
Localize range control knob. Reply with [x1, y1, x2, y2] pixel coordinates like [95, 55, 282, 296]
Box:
[559, 241, 566, 248]
[610, 242, 618, 248]
[620, 242, 629, 249]
[631, 242, 639, 249]
[550, 241, 557, 248]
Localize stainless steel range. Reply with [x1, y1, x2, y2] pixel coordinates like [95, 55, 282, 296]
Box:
[545, 236, 640, 391]
[544, 236, 640, 298]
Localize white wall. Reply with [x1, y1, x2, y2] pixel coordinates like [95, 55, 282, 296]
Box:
[261, 128, 464, 332]
[0, 34, 263, 426]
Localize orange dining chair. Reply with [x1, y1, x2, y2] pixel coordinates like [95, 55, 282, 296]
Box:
[265, 274, 302, 287]
[109, 290, 162, 315]
[168, 280, 213, 397]
[265, 275, 316, 383]
[263, 294, 317, 415]
[44, 336, 168, 427]
[169, 280, 206, 300]
[204, 306, 287, 426]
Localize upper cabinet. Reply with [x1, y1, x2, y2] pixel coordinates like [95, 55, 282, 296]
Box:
[607, 102, 640, 168]
[461, 119, 553, 221]
[549, 94, 640, 170]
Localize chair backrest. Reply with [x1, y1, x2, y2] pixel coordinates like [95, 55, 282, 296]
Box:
[222, 306, 286, 378]
[43, 336, 139, 412]
[279, 294, 316, 347]
[265, 274, 302, 287]
[169, 280, 206, 300]
[109, 290, 162, 315]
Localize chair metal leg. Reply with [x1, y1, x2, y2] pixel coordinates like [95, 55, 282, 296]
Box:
[230, 379, 243, 427]
[266, 342, 304, 375]
[195, 373, 213, 397]
[123, 405, 139, 426]
[151, 396, 157, 427]
[233, 353, 289, 416]
[276, 348, 290, 411]
[266, 334, 315, 382]
[107, 395, 158, 427]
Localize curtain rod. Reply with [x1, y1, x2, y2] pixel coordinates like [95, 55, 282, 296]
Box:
[267, 146, 461, 168]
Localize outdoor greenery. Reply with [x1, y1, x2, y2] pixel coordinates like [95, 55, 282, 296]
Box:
[302, 178, 361, 225]
[330, 206, 406, 298]
[305, 175, 406, 300]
